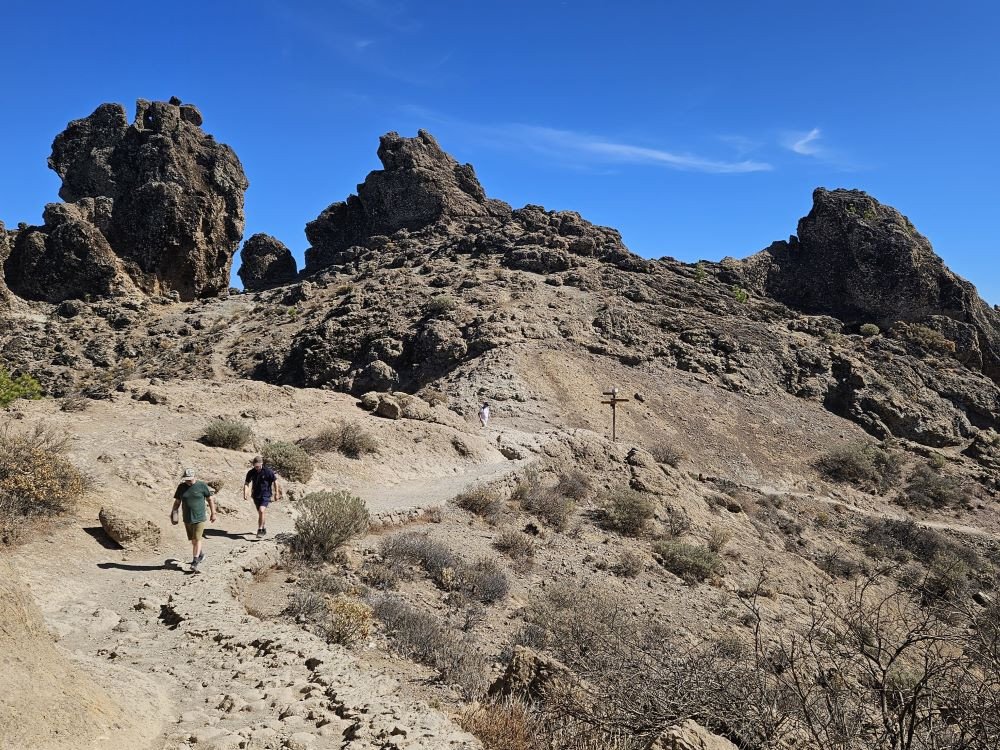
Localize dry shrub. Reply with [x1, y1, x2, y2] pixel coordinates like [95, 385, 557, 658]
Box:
[283, 588, 326, 622]
[706, 525, 732, 553]
[459, 698, 542, 750]
[648, 442, 683, 467]
[454, 485, 504, 522]
[380, 531, 509, 603]
[603, 488, 655, 536]
[263, 440, 314, 482]
[556, 470, 591, 501]
[611, 550, 644, 578]
[381, 531, 457, 581]
[359, 561, 401, 591]
[201, 418, 252, 450]
[290, 490, 369, 562]
[652, 540, 722, 583]
[814, 442, 902, 493]
[663, 505, 692, 538]
[0, 425, 85, 543]
[418, 387, 449, 407]
[457, 558, 510, 604]
[298, 422, 378, 458]
[515, 472, 575, 531]
[371, 594, 488, 697]
[59, 394, 89, 412]
[494, 528, 536, 562]
[900, 464, 966, 509]
[323, 593, 373, 645]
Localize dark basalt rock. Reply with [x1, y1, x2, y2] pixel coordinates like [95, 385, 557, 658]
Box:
[237, 234, 298, 291]
[304, 130, 511, 271]
[5, 98, 248, 302]
[734, 188, 1000, 383]
[0, 221, 11, 304]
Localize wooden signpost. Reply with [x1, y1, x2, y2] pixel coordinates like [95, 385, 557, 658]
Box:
[601, 387, 629, 442]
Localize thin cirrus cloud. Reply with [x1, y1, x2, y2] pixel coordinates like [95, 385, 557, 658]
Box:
[399, 110, 774, 174]
[787, 127, 824, 156]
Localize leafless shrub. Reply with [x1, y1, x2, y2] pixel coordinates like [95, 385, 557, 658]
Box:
[0, 424, 85, 543]
[283, 588, 326, 622]
[494, 528, 536, 562]
[611, 550, 644, 578]
[59, 394, 89, 412]
[454, 485, 504, 522]
[359, 561, 401, 591]
[899, 464, 967, 509]
[458, 698, 543, 750]
[371, 595, 488, 698]
[556, 470, 591, 501]
[515, 473, 576, 531]
[706, 525, 732, 553]
[663, 505, 692, 538]
[380, 531, 457, 581]
[648, 442, 683, 467]
[457, 557, 510, 604]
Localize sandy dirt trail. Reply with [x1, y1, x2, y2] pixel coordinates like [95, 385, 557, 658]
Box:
[11, 461, 515, 750]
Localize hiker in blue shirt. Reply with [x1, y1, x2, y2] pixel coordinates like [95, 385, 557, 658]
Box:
[244, 456, 281, 537]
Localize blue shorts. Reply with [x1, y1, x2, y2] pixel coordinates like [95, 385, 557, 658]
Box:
[253, 496, 271, 509]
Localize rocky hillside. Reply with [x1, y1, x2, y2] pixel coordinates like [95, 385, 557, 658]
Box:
[5, 105, 1000, 460]
[4, 99, 1000, 749]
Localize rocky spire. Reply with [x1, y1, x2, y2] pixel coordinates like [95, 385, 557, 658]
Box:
[304, 130, 510, 271]
[5, 98, 248, 302]
[736, 187, 1000, 382]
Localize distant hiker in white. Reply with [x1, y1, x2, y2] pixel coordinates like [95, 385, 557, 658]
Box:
[479, 401, 490, 428]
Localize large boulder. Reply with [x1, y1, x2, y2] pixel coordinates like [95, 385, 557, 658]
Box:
[5, 98, 248, 302]
[98, 506, 162, 551]
[488, 646, 575, 702]
[735, 188, 1000, 383]
[304, 130, 510, 271]
[650, 720, 738, 750]
[237, 233, 298, 291]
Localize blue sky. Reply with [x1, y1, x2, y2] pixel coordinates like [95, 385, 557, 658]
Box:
[1, 1, 998, 301]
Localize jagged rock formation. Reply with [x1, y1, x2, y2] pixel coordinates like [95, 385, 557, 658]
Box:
[238, 233, 298, 291]
[304, 130, 510, 271]
[4, 98, 247, 302]
[732, 188, 1000, 383]
[0, 221, 12, 304]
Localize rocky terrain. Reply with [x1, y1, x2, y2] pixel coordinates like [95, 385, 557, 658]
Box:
[3, 99, 1000, 750]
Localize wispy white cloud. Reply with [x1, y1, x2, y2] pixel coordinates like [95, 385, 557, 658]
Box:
[787, 127, 823, 156]
[399, 108, 772, 174]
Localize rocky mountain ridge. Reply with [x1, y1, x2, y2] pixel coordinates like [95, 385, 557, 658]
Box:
[4, 99, 1000, 462]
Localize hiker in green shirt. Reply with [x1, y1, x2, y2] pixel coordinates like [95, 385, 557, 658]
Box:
[170, 467, 217, 571]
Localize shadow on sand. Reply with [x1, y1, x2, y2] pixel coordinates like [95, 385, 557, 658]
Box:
[97, 559, 185, 573]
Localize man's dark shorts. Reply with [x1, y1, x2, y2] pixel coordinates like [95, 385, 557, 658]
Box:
[254, 496, 271, 509]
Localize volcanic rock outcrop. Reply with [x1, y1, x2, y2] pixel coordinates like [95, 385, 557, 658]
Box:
[4, 98, 248, 302]
[0, 221, 12, 304]
[238, 233, 298, 291]
[733, 188, 1000, 383]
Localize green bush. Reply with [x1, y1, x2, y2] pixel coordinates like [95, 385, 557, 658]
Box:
[897, 323, 956, 354]
[652, 540, 722, 583]
[201, 419, 252, 450]
[603, 488, 655, 536]
[264, 440, 314, 482]
[0, 368, 43, 408]
[814, 442, 903, 493]
[290, 490, 369, 562]
[731, 285, 749, 303]
[859, 323, 880, 337]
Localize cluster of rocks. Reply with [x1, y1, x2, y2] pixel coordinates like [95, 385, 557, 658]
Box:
[3, 97, 248, 302]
